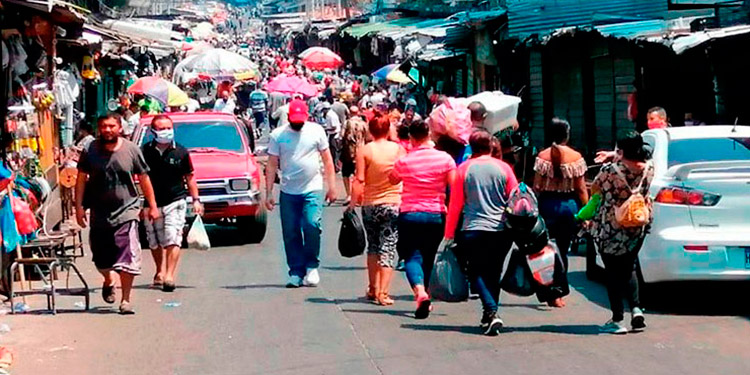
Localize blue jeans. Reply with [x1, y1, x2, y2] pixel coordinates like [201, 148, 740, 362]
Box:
[397, 212, 444, 288]
[279, 191, 323, 277]
[460, 230, 513, 314]
[538, 193, 579, 270]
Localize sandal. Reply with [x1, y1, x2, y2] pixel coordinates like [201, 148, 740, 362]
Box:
[102, 284, 116, 304]
[118, 302, 135, 315]
[365, 286, 377, 301]
[376, 293, 395, 306]
[152, 277, 164, 289]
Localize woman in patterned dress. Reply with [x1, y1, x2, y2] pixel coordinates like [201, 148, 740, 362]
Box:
[592, 131, 654, 334]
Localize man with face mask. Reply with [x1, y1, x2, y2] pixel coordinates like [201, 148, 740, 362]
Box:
[75, 114, 160, 315]
[141, 115, 203, 292]
[265, 99, 337, 288]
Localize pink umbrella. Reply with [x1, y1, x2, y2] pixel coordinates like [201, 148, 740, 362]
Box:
[264, 74, 319, 98]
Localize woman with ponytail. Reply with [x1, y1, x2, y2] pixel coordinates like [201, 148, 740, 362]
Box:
[532, 118, 589, 307]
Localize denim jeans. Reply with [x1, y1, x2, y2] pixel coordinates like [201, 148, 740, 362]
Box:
[538, 193, 579, 270]
[397, 212, 444, 288]
[460, 230, 513, 314]
[279, 191, 323, 278]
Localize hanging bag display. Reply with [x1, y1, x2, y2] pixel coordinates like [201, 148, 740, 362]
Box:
[428, 239, 469, 302]
[338, 208, 366, 258]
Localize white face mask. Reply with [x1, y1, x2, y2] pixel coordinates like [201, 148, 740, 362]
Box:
[153, 129, 174, 144]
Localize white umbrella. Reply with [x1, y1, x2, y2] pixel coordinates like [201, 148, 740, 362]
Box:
[177, 49, 257, 76]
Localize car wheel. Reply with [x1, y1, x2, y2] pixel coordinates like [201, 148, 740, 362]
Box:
[585, 234, 604, 281]
[238, 207, 267, 244]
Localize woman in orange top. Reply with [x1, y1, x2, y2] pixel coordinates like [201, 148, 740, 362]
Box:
[533, 118, 589, 307]
[351, 116, 405, 306]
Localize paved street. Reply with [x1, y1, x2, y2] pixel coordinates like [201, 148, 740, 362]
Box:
[3, 203, 750, 375]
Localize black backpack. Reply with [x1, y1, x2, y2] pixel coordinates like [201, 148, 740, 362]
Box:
[338, 208, 366, 258]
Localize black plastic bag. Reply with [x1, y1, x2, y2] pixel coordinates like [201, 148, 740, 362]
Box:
[338, 208, 366, 258]
[429, 239, 469, 302]
[500, 249, 536, 297]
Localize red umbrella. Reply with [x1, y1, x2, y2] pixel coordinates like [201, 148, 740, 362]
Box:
[264, 74, 319, 98]
[302, 49, 344, 70]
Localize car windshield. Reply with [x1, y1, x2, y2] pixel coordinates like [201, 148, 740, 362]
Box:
[668, 137, 750, 167]
[142, 121, 245, 153]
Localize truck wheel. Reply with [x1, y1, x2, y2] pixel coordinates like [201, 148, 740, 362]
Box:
[239, 208, 267, 244]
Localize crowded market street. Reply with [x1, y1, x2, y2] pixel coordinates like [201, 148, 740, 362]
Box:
[2, 0, 750, 374]
[3, 201, 750, 374]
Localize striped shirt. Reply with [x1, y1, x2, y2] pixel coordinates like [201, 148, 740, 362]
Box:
[445, 155, 518, 238]
[391, 146, 456, 213]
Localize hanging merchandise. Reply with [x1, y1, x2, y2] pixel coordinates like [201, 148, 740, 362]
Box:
[81, 54, 100, 81]
[0, 196, 22, 253]
[10, 194, 38, 236]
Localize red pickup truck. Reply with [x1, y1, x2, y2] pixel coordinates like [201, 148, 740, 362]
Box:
[135, 112, 266, 244]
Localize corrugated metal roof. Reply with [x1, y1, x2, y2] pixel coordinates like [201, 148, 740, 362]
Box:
[343, 18, 425, 38]
[507, 0, 668, 39]
[416, 43, 466, 61]
[593, 19, 669, 39]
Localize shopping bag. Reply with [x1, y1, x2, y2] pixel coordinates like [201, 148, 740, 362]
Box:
[428, 239, 469, 302]
[526, 244, 556, 287]
[500, 249, 536, 297]
[534, 241, 570, 302]
[186, 215, 210, 251]
[338, 208, 365, 258]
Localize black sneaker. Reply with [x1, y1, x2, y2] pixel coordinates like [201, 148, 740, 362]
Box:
[480, 311, 494, 329]
[484, 313, 504, 336]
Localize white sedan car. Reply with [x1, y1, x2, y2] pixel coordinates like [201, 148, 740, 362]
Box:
[588, 125, 750, 284]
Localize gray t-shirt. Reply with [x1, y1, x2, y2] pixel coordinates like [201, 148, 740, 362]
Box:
[78, 139, 150, 228]
[267, 123, 329, 195]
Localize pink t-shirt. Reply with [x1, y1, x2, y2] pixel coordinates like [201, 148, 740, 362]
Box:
[391, 146, 456, 213]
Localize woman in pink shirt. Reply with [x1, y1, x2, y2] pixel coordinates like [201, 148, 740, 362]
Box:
[389, 120, 456, 319]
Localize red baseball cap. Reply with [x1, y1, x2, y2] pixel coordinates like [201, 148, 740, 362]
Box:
[288, 99, 309, 124]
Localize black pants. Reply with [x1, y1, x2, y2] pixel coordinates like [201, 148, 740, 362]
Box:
[460, 231, 513, 314]
[602, 252, 641, 322]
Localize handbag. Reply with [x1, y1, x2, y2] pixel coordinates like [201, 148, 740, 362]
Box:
[338, 208, 365, 258]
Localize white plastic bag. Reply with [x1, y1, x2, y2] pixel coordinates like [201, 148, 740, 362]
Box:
[187, 216, 211, 251]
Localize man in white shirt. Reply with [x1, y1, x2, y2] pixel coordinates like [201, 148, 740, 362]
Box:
[265, 99, 336, 288]
[213, 91, 236, 114]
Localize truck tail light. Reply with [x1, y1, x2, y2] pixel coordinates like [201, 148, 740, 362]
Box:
[655, 187, 721, 206]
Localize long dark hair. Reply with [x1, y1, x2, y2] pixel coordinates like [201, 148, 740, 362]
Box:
[616, 130, 651, 162]
[549, 118, 571, 178]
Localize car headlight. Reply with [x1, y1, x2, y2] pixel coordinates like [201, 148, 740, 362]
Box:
[229, 178, 251, 191]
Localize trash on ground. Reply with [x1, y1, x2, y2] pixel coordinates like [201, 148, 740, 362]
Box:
[0, 324, 10, 334]
[73, 302, 86, 308]
[163, 302, 181, 308]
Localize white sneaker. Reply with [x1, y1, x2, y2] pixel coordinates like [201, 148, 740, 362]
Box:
[303, 268, 320, 287]
[600, 320, 628, 335]
[286, 275, 303, 288]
